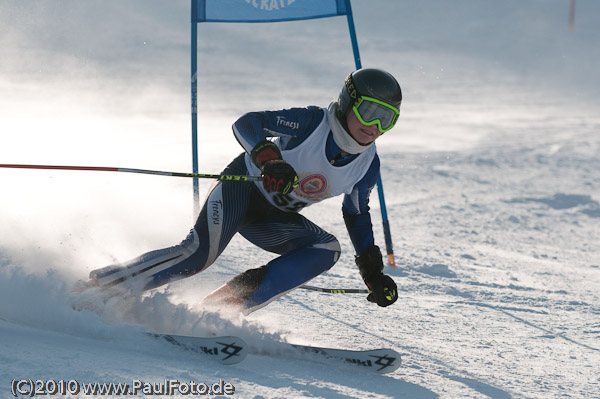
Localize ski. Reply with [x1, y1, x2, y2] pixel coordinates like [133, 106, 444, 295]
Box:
[290, 344, 401, 374]
[148, 333, 248, 365]
[256, 343, 401, 374]
[150, 332, 400, 373]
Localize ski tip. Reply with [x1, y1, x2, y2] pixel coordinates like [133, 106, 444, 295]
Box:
[213, 336, 249, 365]
[371, 349, 402, 374]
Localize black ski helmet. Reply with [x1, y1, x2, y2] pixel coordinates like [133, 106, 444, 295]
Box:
[337, 68, 402, 121]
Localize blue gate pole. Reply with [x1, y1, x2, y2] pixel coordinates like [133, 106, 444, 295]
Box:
[191, 0, 200, 218]
[345, 0, 396, 266]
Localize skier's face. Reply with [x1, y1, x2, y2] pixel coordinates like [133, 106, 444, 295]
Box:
[346, 111, 382, 145]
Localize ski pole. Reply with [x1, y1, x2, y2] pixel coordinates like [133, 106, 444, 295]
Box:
[0, 164, 261, 182]
[299, 285, 371, 294]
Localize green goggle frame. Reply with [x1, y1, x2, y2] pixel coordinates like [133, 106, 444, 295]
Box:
[352, 96, 400, 134]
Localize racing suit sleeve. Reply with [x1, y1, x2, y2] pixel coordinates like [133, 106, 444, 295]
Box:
[232, 106, 324, 152]
[342, 155, 380, 256]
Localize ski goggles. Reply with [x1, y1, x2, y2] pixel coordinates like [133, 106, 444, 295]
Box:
[352, 96, 400, 134]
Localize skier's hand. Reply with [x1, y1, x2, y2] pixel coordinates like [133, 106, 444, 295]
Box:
[261, 159, 298, 195]
[355, 245, 398, 307]
[366, 274, 398, 307]
[251, 140, 298, 195]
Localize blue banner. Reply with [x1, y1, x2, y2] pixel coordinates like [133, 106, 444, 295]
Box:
[194, 0, 350, 23]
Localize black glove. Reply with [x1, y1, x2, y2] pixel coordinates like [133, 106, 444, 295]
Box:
[365, 274, 397, 306]
[355, 245, 398, 307]
[250, 140, 298, 195]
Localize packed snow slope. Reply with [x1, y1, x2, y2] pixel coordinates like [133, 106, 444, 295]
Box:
[1, 1, 599, 398]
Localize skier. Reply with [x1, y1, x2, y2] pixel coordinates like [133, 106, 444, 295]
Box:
[87, 68, 401, 315]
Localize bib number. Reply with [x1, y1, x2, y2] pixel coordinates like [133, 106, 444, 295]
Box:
[272, 193, 308, 212]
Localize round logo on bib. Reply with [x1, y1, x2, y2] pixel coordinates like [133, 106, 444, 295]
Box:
[299, 174, 327, 195]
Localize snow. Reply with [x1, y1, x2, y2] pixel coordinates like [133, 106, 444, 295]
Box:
[1, 0, 599, 398]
